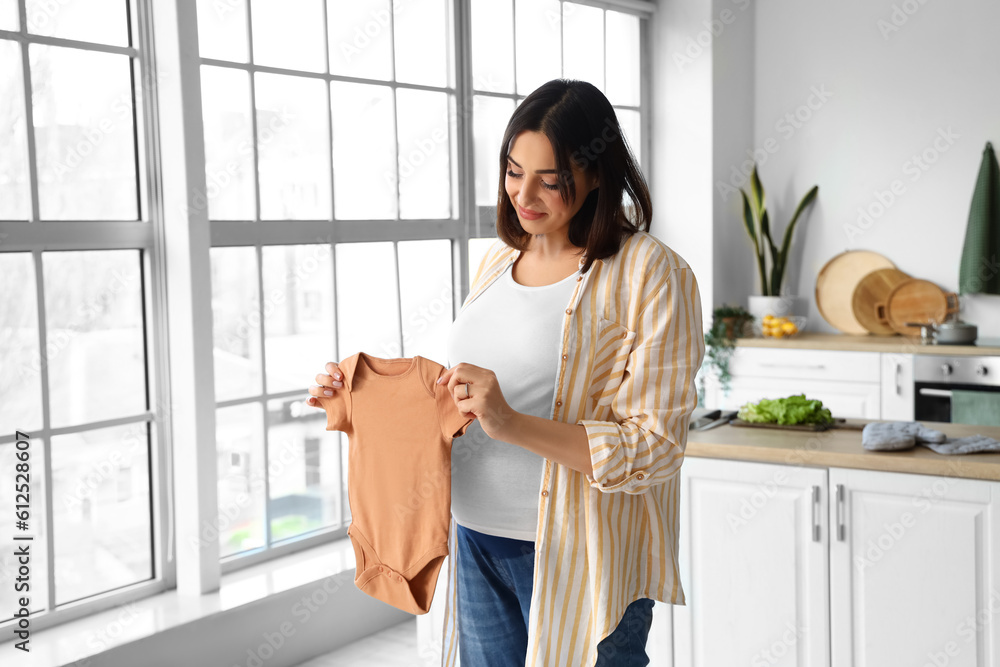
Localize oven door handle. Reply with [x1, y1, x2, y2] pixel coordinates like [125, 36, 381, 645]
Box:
[918, 388, 953, 398]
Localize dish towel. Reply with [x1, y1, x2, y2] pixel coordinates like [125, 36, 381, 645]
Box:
[862, 421, 1000, 455]
[958, 141, 1000, 295]
[950, 389, 1000, 426]
[920, 435, 1000, 455]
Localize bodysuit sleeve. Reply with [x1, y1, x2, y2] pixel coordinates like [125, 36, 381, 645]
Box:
[435, 369, 474, 440]
[317, 389, 352, 435]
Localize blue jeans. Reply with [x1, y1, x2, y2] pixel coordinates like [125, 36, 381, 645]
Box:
[455, 522, 655, 666]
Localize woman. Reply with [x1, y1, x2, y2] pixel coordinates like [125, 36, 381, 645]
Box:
[306, 79, 704, 666]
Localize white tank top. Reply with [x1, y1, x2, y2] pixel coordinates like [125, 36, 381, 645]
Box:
[446, 258, 581, 541]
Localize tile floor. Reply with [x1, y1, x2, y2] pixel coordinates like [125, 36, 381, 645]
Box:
[294, 618, 419, 666]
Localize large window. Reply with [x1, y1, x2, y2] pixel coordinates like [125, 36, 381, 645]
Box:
[470, 0, 647, 226]
[0, 0, 649, 630]
[0, 0, 167, 631]
[197, 0, 464, 568]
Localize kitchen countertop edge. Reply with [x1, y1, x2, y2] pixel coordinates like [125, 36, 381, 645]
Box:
[685, 419, 1000, 482]
[734, 332, 1000, 356]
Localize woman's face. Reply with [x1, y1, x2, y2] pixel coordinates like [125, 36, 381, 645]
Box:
[505, 130, 597, 239]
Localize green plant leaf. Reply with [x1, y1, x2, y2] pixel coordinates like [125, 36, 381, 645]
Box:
[770, 255, 783, 297]
[772, 260, 784, 297]
[760, 209, 778, 295]
[773, 184, 819, 295]
[742, 189, 769, 295]
[740, 189, 758, 246]
[750, 164, 765, 216]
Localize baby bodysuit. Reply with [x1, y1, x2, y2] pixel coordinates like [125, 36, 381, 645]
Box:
[316, 352, 473, 615]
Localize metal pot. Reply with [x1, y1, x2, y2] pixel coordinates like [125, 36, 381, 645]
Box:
[935, 320, 979, 344]
[905, 320, 978, 345]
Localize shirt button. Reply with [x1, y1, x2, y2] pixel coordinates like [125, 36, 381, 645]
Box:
[576, 276, 582, 281]
[637, 473, 645, 480]
[562, 354, 567, 360]
[541, 490, 549, 497]
[379, 566, 384, 573]
[565, 308, 571, 314]
[555, 400, 562, 407]
[623, 331, 629, 339]
[398, 576, 403, 582]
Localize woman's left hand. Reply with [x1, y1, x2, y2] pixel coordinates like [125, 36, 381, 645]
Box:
[437, 363, 518, 441]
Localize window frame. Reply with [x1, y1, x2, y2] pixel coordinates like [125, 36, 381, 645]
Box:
[0, 0, 175, 634]
[470, 0, 653, 233]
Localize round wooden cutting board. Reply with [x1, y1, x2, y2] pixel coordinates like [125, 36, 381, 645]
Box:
[815, 250, 896, 334]
[852, 267, 911, 335]
[881, 278, 960, 336]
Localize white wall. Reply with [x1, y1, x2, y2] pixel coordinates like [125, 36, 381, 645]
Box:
[650, 0, 716, 325]
[650, 0, 757, 327]
[753, 0, 1000, 337]
[652, 0, 1000, 338]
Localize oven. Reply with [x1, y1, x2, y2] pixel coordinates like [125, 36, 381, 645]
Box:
[913, 355, 1000, 427]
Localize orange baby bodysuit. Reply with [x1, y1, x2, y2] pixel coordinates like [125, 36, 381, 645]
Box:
[317, 352, 473, 615]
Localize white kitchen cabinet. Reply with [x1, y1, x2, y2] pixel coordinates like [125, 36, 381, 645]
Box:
[674, 457, 831, 666]
[703, 347, 881, 418]
[674, 458, 1000, 667]
[829, 466, 1000, 667]
[880, 352, 915, 420]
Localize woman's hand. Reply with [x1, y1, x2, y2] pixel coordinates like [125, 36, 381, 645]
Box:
[437, 363, 519, 441]
[305, 361, 344, 408]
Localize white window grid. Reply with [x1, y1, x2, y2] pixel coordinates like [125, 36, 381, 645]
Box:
[0, 0, 171, 635]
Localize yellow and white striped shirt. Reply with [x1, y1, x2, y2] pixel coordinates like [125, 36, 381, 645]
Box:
[435, 229, 705, 666]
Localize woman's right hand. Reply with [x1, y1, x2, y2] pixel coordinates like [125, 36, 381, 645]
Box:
[305, 361, 344, 409]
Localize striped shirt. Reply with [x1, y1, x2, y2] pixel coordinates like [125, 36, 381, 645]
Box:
[434, 229, 705, 666]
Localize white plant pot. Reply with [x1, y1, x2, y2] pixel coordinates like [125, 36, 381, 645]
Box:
[748, 295, 801, 320]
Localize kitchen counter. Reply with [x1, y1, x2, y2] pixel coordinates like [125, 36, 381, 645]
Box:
[735, 332, 1000, 356]
[686, 419, 1000, 482]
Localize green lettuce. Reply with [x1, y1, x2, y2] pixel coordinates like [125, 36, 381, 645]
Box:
[737, 394, 834, 425]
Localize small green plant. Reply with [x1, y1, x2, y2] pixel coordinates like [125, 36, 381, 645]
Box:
[702, 304, 754, 397]
[741, 164, 819, 296]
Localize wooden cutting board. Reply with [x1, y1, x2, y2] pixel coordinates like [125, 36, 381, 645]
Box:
[729, 418, 867, 432]
[852, 267, 910, 335]
[815, 250, 896, 335]
[881, 278, 960, 336]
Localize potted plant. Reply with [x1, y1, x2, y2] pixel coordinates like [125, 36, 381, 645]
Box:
[702, 303, 754, 398]
[741, 163, 819, 320]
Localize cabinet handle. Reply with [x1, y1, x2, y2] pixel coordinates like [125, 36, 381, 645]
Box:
[894, 362, 902, 396]
[811, 485, 820, 542]
[836, 484, 846, 541]
[759, 363, 827, 370]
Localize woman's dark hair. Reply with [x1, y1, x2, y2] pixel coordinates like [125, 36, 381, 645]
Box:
[495, 78, 651, 274]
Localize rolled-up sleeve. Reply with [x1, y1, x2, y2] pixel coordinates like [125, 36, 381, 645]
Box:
[578, 265, 705, 494]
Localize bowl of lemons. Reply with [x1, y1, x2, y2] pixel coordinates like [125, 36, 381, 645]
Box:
[757, 314, 806, 339]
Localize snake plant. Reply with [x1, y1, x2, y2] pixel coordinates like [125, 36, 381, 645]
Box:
[740, 164, 819, 296]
